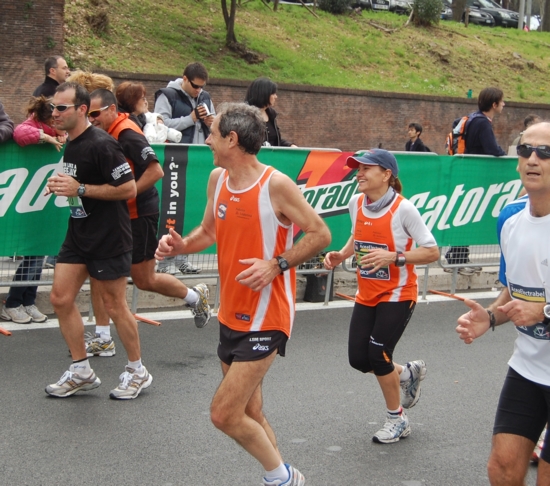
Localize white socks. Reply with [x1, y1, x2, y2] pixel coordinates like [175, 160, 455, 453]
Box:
[264, 463, 289, 483]
[95, 325, 111, 340]
[128, 359, 143, 373]
[71, 358, 92, 376]
[184, 288, 199, 306]
[399, 364, 411, 383]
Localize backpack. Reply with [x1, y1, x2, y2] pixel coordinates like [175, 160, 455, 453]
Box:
[445, 115, 470, 155]
[445, 112, 483, 155]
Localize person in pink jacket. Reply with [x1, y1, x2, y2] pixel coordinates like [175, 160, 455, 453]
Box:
[1, 97, 66, 324]
[13, 96, 66, 150]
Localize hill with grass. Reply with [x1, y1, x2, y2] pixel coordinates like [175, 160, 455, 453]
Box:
[64, 0, 550, 103]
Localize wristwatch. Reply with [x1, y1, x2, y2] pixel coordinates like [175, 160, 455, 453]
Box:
[395, 252, 406, 267]
[77, 184, 86, 197]
[275, 256, 290, 273]
[543, 303, 550, 326]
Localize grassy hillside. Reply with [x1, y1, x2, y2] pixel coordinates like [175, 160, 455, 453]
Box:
[65, 0, 550, 103]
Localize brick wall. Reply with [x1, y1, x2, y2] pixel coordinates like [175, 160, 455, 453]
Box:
[0, 0, 65, 120]
[1, 0, 549, 155]
[100, 70, 550, 154]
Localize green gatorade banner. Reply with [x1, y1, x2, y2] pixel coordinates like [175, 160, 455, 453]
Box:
[0, 141, 522, 256]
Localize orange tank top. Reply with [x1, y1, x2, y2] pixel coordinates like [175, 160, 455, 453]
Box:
[354, 193, 417, 306]
[213, 166, 296, 336]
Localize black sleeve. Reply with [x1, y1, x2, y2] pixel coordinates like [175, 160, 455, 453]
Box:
[118, 129, 159, 173]
[98, 136, 135, 186]
[413, 139, 427, 152]
[478, 120, 506, 156]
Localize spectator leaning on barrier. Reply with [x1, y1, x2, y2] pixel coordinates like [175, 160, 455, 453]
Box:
[244, 77, 297, 148]
[154, 62, 215, 144]
[455, 121, 550, 485]
[0, 100, 14, 142]
[405, 123, 430, 152]
[153, 62, 214, 275]
[82, 88, 211, 358]
[33, 56, 71, 98]
[464, 87, 507, 156]
[445, 87, 506, 275]
[0, 96, 67, 325]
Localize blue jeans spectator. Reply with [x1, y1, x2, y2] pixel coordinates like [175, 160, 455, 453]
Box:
[5, 256, 45, 308]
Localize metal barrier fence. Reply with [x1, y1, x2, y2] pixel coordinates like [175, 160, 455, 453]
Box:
[0, 254, 336, 321]
[0, 244, 502, 321]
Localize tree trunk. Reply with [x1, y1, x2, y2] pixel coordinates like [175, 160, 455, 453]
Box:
[221, 0, 238, 45]
[542, 0, 550, 30]
[452, 0, 467, 21]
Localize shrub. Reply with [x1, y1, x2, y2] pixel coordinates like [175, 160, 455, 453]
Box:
[318, 0, 353, 15]
[413, 0, 442, 26]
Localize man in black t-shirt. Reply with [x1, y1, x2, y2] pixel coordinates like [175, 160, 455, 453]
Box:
[82, 89, 210, 355]
[44, 82, 152, 400]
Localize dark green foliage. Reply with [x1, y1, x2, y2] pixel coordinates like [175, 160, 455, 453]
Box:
[318, 0, 353, 15]
[413, 0, 442, 26]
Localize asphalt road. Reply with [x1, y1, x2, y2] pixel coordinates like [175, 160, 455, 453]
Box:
[0, 299, 540, 486]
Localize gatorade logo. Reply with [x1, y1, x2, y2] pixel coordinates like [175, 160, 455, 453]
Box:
[295, 151, 357, 217]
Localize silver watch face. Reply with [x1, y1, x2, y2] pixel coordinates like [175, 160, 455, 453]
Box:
[544, 304, 550, 319]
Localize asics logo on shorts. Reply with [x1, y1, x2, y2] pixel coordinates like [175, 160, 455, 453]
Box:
[252, 343, 270, 351]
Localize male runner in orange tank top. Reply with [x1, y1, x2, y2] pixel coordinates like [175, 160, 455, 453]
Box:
[156, 102, 331, 485]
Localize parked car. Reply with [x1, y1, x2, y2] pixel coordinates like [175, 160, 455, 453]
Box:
[367, 0, 412, 13]
[466, 0, 519, 27]
[441, 0, 495, 26]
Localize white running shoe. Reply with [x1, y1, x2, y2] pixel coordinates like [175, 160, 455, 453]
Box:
[188, 283, 211, 328]
[1, 304, 32, 324]
[263, 464, 305, 485]
[401, 360, 427, 409]
[109, 366, 152, 400]
[85, 332, 116, 357]
[25, 305, 48, 323]
[372, 410, 411, 444]
[45, 365, 101, 397]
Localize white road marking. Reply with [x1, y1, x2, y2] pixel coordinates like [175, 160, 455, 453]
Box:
[0, 290, 499, 333]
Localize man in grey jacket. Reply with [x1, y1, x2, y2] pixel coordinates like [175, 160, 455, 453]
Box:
[0, 100, 14, 143]
[154, 62, 215, 144]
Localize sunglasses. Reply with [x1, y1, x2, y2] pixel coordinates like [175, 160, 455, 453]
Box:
[49, 103, 75, 112]
[87, 105, 110, 119]
[189, 79, 205, 90]
[517, 144, 550, 160]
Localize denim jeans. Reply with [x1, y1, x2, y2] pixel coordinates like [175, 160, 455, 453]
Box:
[5, 256, 45, 308]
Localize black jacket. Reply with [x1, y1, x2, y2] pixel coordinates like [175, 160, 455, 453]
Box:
[33, 76, 59, 98]
[405, 138, 430, 152]
[465, 111, 506, 156]
[265, 107, 292, 147]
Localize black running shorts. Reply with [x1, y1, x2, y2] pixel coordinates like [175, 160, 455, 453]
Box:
[217, 322, 288, 365]
[131, 214, 159, 264]
[57, 247, 132, 281]
[494, 366, 550, 463]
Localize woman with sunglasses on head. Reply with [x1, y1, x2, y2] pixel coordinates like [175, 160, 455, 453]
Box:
[0, 96, 67, 325]
[244, 77, 297, 148]
[324, 149, 439, 444]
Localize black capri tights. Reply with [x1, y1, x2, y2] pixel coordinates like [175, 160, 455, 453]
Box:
[348, 300, 416, 377]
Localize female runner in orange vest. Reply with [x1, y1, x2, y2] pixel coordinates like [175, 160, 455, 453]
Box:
[324, 149, 439, 444]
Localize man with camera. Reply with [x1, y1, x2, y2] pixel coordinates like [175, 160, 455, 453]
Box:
[154, 62, 215, 144]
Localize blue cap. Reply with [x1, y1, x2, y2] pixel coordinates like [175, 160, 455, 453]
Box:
[346, 149, 399, 177]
